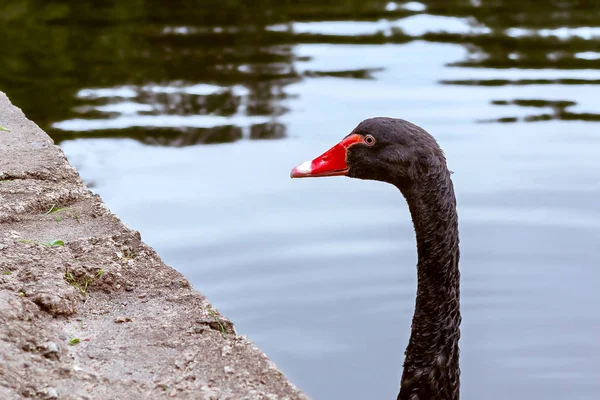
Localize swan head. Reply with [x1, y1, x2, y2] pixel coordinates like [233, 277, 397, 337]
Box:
[290, 117, 447, 187]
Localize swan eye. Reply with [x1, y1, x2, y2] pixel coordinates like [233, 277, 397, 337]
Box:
[364, 135, 376, 146]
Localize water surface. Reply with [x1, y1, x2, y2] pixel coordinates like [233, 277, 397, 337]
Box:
[2, 1, 600, 399]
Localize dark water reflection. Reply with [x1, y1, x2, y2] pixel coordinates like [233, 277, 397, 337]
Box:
[3, 0, 600, 146]
[2, 1, 600, 399]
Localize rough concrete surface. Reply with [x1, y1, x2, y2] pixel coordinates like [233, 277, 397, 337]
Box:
[0, 91, 308, 400]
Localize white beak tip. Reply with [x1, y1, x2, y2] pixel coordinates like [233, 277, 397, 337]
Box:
[290, 161, 312, 178]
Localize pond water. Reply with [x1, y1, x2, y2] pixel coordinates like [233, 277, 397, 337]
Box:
[2, 1, 600, 399]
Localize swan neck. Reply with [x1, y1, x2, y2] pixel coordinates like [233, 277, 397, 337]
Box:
[397, 168, 461, 400]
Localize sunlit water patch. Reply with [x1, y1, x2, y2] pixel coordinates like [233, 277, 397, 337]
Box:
[506, 26, 600, 40]
[270, 14, 490, 37]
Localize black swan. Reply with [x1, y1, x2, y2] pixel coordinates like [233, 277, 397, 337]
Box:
[290, 117, 461, 400]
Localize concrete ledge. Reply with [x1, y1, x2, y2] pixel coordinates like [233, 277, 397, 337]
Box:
[0, 91, 308, 400]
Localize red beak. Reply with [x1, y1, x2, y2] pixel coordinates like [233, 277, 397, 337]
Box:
[290, 134, 363, 178]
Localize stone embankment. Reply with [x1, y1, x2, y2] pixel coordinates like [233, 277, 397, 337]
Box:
[0, 91, 308, 400]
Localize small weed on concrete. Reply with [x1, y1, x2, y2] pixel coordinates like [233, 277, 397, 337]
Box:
[0, 125, 10, 132]
[68, 334, 80, 346]
[19, 239, 65, 247]
[64, 267, 105, 295]
[42, 204, 71, 216]
[207, 306, 227, 339]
